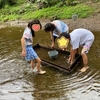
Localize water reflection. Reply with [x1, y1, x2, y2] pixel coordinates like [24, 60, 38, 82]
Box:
[0, 27, 100, 100]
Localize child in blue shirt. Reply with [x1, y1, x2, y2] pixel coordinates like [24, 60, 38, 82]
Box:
[44, 20, 69, 48]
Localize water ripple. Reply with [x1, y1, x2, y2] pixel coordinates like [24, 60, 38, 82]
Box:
[0, 28, 100, 100]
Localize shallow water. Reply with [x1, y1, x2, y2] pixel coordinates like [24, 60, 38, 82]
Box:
[0, 27, 100, 100]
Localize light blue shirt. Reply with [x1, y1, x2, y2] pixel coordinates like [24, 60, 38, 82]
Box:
[52, 20, 69, 37]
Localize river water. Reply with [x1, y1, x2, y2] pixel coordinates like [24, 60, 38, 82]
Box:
[0, 27, 100, 100]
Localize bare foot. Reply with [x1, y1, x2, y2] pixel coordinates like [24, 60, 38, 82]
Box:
[38, 70, 46, 74]
[80, 66, 89, 72]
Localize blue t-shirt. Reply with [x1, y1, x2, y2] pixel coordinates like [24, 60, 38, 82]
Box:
[52, 20, 69, 37]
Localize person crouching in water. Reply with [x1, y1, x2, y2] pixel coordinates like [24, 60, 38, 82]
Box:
[58, 28, 94, 72]
[21, 19, 46, 74]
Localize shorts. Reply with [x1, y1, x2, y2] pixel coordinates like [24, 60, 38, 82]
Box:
[81, 41, 93, 54]
[25, 45, 38, 61]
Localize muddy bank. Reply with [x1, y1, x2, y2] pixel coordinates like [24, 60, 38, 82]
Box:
[0, 14, 100, 31]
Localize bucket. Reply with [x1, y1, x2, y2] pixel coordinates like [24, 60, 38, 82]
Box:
[48, 50, 58, 60]
[72, 14, 78, 21]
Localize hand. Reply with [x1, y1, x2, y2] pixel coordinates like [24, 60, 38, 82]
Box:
[67, 58, 74, 65]
[61, 47, 67, 51]
[67, 55, 73, 65]
[67, 57, 71, 64]
[51, 44, 55, 48]
[21, 50, 26, 57]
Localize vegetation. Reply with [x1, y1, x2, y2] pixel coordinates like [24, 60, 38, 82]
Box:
[0, 0, 100, 22]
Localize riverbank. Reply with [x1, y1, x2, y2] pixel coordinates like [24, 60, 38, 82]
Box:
[0, 13, 100, 32]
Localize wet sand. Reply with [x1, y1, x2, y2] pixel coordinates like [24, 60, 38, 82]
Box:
[0, 13, 100, 31]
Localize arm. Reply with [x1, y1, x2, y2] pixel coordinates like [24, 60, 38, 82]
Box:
[68, 47, 77, 64]
[21, 37, 26, 57]
[50, 32, 55, 48]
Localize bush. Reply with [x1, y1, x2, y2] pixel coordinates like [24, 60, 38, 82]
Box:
[66, 0, 75, 6]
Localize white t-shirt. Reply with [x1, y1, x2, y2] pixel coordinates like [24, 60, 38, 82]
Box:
[23, 27, 33, 46]
[70, 28, 94, 50]
[52, 20, 69, 37]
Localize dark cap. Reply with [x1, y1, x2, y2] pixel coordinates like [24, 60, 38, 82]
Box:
[44, 23, 55, 32]
[59, 32, 70, 39]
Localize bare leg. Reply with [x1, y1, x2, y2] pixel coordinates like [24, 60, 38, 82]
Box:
[35, 57, 46, 74]
[31, 60, 35, 69]
[80, 53, 89, 72]
[35, 57, 41, 72]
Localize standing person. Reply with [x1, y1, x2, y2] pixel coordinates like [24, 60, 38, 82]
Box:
[58, 28, 94, 72]
[21, 19, 46, 74]
[44, 20, 69, 48]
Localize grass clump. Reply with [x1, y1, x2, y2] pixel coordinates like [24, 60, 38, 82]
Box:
[0, 2, 96, 22]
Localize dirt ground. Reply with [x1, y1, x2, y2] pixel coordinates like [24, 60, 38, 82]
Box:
[0, 13, 100, 32]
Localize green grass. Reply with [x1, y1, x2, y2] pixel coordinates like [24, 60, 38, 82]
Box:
[22, 4, 93, 19]
[0, 3, 95, 22]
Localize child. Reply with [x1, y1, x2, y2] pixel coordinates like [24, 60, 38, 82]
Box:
[21, 19, 46, 74]
[58, 28, 94, 72]
[44, 20, 69, 48]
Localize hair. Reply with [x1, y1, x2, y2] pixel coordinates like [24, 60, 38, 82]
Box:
[59, 32, 70, 39]
[44, 23, 55, 32]
[28, 19, 42, 37]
